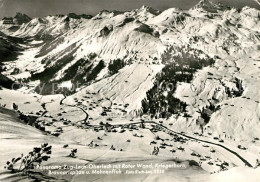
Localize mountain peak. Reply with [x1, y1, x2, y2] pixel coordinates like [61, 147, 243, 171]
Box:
[192, 0, 230, 13]
[198, 0, 211, 4]
[14, 12, 30, 18]
[95, 9, 122, 18]
[139, 5, 161, 15]
[140, 5, 152, 10]
[14, 12, 31, 25]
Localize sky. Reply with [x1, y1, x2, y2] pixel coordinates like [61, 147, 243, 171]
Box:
[0, 0, 259, 19]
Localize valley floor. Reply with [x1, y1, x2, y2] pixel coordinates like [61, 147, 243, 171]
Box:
[0, 88, 260, 182]
[1, 2, 260, 181]
[0, 107, 208, 182]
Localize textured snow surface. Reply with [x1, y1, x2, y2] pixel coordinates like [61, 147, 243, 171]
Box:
[0, 1, 260, 181]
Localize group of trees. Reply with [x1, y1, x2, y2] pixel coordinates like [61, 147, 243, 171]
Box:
[108, 59, 126, 75]
[142, 48, 215, 119]
[5, 143, 52, 173]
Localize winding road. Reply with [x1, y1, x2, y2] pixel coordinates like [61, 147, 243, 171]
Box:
[90, 120, 253, 167]
[60, 95, 253, 167]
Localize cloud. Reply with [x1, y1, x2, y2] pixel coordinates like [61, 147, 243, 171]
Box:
[0, 0, 5, 8]
[254, 0, 260, 5]
[0, 0, 3, 8]
[0, 0, 5, 15]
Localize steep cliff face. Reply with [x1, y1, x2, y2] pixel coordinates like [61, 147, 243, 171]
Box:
[0, 32, 24, 62]
[13, 12, 32, 25]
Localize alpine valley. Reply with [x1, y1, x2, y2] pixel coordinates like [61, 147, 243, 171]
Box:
[0, 0, 260, 181]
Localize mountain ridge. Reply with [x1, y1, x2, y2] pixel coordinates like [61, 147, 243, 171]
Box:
[0, 2, 259, 141]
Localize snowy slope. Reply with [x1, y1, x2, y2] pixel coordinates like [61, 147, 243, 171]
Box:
[1, 1, 260, 181]
[0, 0, 259, 142]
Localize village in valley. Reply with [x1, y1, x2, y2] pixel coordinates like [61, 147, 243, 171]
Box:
[1, 0, 260, 181]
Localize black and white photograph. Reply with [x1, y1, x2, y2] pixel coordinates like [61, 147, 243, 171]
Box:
[0, 0, 260, 181]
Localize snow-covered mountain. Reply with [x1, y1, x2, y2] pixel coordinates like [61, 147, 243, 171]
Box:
[1, 1, 260, 181]
[0, 0, 260, 141]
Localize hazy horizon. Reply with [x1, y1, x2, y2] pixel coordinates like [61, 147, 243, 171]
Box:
[0, 0, 259, 19]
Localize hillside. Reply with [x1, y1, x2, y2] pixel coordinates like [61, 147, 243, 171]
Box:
[0, 0, 260, 181]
